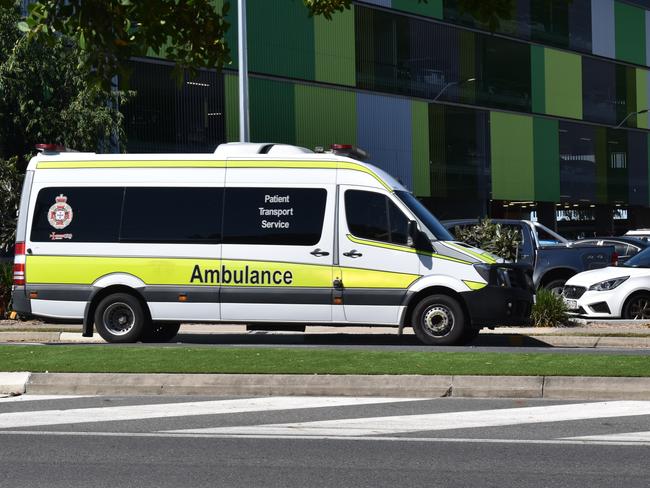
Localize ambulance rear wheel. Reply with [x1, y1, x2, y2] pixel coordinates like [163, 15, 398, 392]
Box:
[94, 293, 146, 343]
[412, 294, 466, 346]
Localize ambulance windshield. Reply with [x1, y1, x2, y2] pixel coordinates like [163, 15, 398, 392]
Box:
[395, 191, 453, 241]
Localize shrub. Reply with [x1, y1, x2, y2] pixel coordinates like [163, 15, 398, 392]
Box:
[531, 288, 573, 327]
[0, 262, 12, 318]
[453, 219, 522, 261]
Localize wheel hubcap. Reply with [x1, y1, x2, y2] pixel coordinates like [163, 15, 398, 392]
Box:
[422, 306, 454, 337]
[629, 298, 650, 320]
[102, 302, 136, 336]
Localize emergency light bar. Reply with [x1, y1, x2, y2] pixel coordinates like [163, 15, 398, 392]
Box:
[315, 144, 369, 161]
[35, 143, 67, 153]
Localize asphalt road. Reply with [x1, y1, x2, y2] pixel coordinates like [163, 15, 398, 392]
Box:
[1, 395, 649, 487]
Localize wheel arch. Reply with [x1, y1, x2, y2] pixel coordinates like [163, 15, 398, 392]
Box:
[83, 284, 151, 337]
[400, 286, 470, 333]
[621, 290, 650, 319]
[538, 268, 577, 289]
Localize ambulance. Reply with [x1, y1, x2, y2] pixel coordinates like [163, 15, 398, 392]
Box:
[11, 143, 534, 345]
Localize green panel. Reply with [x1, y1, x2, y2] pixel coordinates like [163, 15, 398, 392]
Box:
[248, 0, 314, 80]
[249, 77, 295, 144]
[224, 73, 239, 142]
[314, 7, 356, 86]
[531, 45, 545, 114]
[411, 101, 430, 197]
[490, 112, 534, 201]
[533, 117, 559, 202]
[615, 1, 646, 65]
[392, 0, 443, 19]
[544, 48, 582, 119]
[636, 69, 648, 129]
[294, 85, 356, 151]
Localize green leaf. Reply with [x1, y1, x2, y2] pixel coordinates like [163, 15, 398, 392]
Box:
[78, 30, 85, 49]
[16, 21, 30, 32]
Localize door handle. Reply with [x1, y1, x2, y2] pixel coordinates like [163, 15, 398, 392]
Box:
[343, 249, 363, 258]
[310, 248, 330, 257]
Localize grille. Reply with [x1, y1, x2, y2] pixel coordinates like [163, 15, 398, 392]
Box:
[563, 285, 586, 299]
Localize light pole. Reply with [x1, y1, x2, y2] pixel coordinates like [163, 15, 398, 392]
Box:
[615, 109, 649, 129]
[432, 77, 476, 102]
[238, 0, 250, 142]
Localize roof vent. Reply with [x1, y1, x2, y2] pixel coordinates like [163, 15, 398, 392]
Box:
[214, 143, 313, 157]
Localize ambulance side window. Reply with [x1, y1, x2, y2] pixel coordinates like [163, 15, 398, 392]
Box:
[345, 190, 409, 245]
[30, 187, 122, 242]
[223, 187, 327, 245]
[121, 187, 223, 243]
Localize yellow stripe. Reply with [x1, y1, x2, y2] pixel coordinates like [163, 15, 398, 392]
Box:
[37, 160, 227, 169]
[36, 159, 393, 191]
[26, 256, 418, 289]
[445, 242, 496, 264]
[463, 280, 487, 290]
[346, 234, 472, 265]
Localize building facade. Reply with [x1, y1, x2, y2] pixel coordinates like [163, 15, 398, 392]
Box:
[122, 0, 650, 236]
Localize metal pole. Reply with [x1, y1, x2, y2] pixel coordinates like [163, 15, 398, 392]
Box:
[238, 0, 250, 142]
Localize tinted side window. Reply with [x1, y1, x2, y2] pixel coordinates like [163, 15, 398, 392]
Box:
[31, 187, 123, 242]
[223, 188, 327, 245]
[121, 187, 223, 243]
[345, 190, 409, 245]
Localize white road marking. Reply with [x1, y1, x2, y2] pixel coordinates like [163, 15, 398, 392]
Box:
[0, 396, 421, 429]
[0, 395, 91, 403]
[168, 401, 650, 437]
[0, 430, 648, 446]
[565, 431, 650, 442]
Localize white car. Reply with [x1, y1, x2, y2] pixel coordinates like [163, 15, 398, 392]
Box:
[563, 247, 650, 319]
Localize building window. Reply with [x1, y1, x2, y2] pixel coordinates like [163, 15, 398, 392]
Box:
[121, 60, 226, 153]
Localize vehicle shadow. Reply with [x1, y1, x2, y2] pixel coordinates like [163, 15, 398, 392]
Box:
[173, 332, 553, 348]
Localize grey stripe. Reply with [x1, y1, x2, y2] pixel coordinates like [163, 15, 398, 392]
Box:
[344, 288, 407, 306]
[220, 287, 332, 305]
[26, 285, 92, 302]
[142, 286, 220, 303]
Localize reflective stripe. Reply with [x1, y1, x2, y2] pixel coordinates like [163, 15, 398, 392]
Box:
[443, 242, 496, 264]
[347, 234, 472, 265]
[463, 280, 487, 291]
[36, 159, 393, 191]
[26, 256, 418, 290]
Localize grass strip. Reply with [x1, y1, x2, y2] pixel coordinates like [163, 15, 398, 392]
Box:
[0, 345, 649, 377]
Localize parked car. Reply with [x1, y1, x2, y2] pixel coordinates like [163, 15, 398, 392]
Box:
[563, 246, 650, 319]
[443, 219, 616, 294]
[625, 229, 650, 239]
[573, 237, 649, 263]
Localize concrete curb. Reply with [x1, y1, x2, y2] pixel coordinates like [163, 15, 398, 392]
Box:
[0, 372, 31, 395]
[12, 372, 650, 400]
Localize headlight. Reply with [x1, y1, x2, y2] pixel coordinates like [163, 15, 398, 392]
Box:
[588, 276, 629, 291]
[473, 263, 491, 282]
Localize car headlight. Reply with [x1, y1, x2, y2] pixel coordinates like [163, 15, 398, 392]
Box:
[588, 276, 629, 291]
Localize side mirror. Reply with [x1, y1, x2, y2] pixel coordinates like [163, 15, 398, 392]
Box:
[407, 220, 433, 253]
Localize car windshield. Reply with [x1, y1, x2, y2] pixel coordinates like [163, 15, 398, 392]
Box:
[395, 191, 454, 241]
[621, 246, 650, 268]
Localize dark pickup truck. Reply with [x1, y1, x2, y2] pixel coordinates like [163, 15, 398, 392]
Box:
[443, 219, 616, 294]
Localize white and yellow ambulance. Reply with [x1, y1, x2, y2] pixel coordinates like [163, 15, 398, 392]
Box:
[12, 143, 533, 345]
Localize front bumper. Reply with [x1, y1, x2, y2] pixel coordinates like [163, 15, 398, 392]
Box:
[563, 289, 619, 318]
[462, 285, 534, 327]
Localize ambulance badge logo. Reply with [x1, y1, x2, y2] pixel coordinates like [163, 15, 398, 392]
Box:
[47, 194, 73, 229]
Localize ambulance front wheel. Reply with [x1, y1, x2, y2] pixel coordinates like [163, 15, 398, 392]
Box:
[412, 294, 466, 346]
[94, 293, 147, 343]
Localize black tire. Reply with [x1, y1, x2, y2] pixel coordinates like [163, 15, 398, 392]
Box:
[94, 293, 147, 343]
[412, 294, 466, 346]
[623, 293, 650, 319]
[141, 323, 181, 343]
[543, 279, 567, 297]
